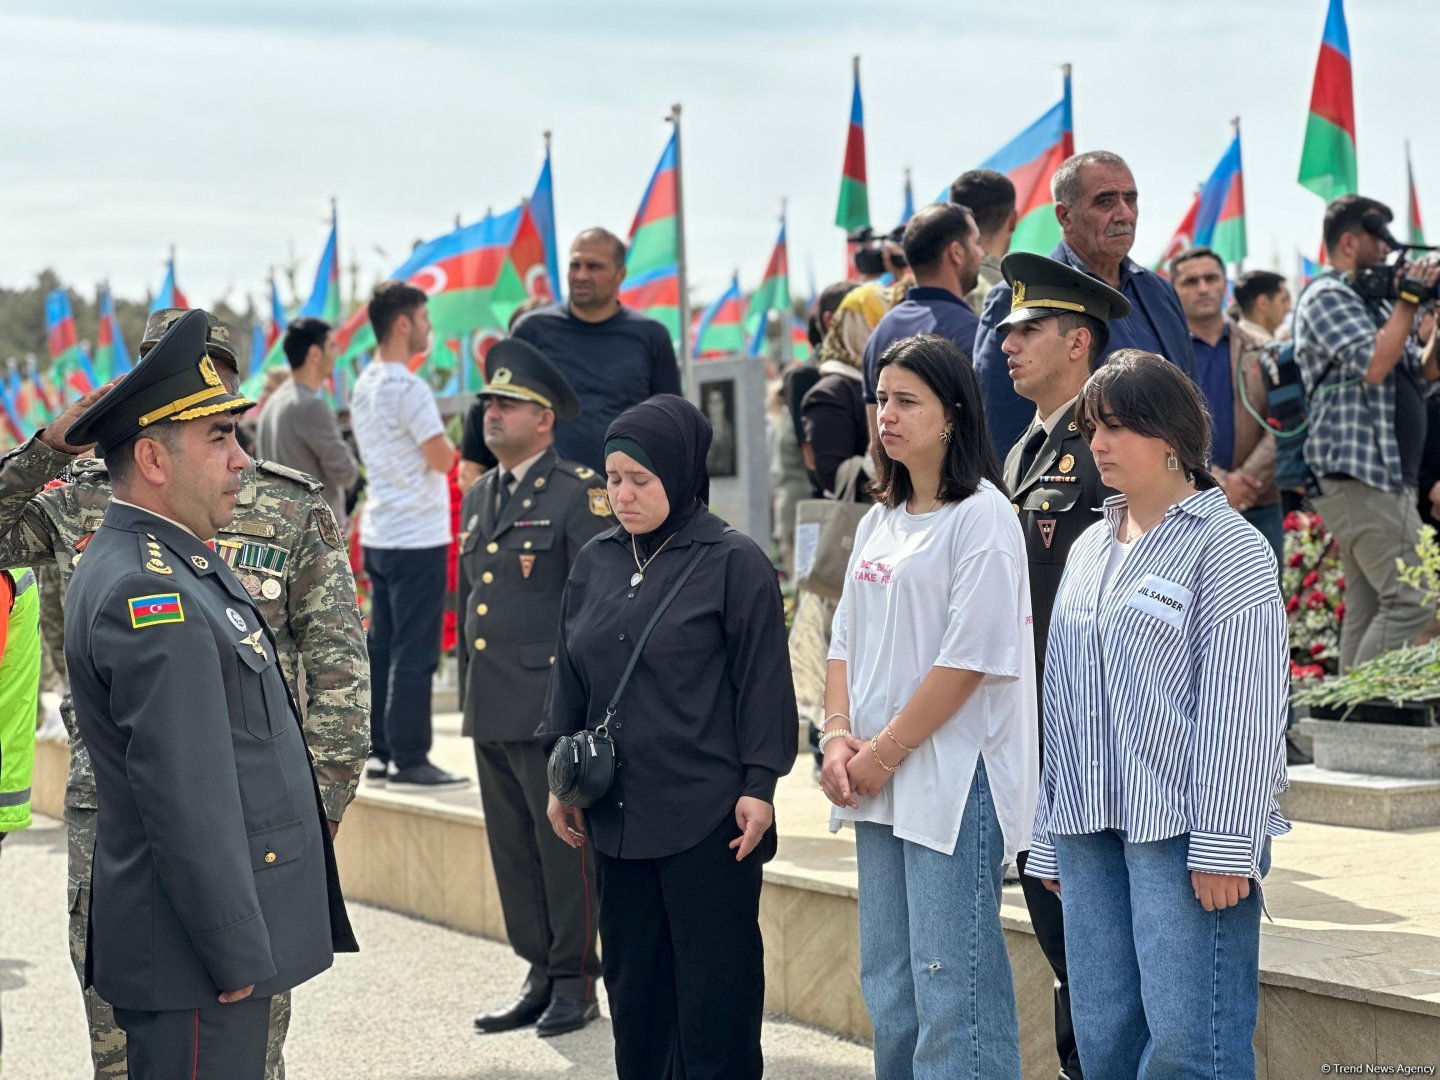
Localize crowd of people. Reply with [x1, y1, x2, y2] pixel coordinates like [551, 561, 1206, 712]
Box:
[0, 143, 1436, 1080]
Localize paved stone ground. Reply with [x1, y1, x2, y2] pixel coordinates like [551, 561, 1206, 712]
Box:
[0, 814, 875, 1079]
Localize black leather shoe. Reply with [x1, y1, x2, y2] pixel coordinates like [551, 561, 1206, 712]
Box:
[535, 996, 599, 1038]
[473, 990, 550, 1034]
[1286, 735, 1313, 766]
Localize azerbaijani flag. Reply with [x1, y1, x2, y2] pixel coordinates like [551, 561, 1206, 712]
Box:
[45, 290, 98, 400]
[1299, 253, 1323, 284]
[835, 57, 870, 231]
[508, 200, 553, 304]
[26, 364, 57, 427]
[1298, 0, 1357, 201]
[531, 141, 563, 303]
[150, 253, 189, 312]
[0, 382, 24, 444]
[1155, 190, 1201, 277]
[620, 131, 683, 343]
[1408, 142, 1426, 246]
[898, 168, 915, 228]
[297, 211, 341, 324]
[267, 276, 288, 350]
[1193, 129, 1247, 266]
[694, 275, 745, 358]
[331, 205, 529, 368]
[980, 69, 1074, 254]
[129, 593, 184, 628]
[791, 317, 809, 363]
[746, 219, 792, 358]
[93, 286, 133, 381]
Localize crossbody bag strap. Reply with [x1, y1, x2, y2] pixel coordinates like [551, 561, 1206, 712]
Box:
[598, 542, 710, 733]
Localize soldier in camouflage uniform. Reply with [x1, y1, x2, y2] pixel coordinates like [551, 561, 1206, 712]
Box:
[36, 562, 67, 693]
[0, 309, 370, 1080]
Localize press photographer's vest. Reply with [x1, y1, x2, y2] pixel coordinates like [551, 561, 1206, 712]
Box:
[0, 569, 40, 833]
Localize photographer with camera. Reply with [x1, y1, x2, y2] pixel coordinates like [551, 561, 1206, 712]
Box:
[1296, 194, 1440, 671]
[817, 227, 910, 370]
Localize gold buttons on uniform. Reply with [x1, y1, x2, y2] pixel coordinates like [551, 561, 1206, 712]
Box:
[481, 572, 494, 584]
[1042, 501, 1050, 511]
[475, 638, 487, 651]
[476, 603, 488, 616]
[549, 656, 555, 665]
[486, 542, 499, 554]
[523, 540, 533, 550]
[1012, 503, 1020, 513]
[522, 498, 533, 509]
[264, 852, 277, 864]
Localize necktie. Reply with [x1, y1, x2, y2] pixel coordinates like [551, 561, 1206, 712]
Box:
[1019, 425, 1048, 478]
[495, 471, 514, 517]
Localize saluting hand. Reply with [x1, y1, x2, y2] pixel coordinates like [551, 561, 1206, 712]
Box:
[729, 796, 773, 861]
[38, 380, 120, 455]
[1192, 871, 1250, 912]
[547, 792, 587, 849]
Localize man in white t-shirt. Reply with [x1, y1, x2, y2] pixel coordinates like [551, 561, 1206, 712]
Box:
[350, 281, 468, 790]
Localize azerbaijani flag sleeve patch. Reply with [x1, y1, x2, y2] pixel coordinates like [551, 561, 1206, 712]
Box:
[129, 593, 184, 629]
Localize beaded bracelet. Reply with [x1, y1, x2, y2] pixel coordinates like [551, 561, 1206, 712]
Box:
[817, 729, 852, 751]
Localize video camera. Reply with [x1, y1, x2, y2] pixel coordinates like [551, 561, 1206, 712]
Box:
[1349, 211, 1440, 306]
[848, 227, 907, 277]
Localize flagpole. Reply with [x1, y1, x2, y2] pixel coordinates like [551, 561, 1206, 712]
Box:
[669, 103, 694, 400]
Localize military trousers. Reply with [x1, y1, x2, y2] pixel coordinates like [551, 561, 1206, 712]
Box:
[473, 739, 600, 1000]
[64, 805, 292, 1080]
[113, 996, 271, 1080]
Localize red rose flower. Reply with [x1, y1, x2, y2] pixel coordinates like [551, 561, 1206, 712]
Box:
[1303, 570, 1319, 587]
[1335, 602, 1346, 621]
[1288, 551, 1305, 567]
[1286, 595, 1301, 613]
[1310, 641, 1326, 656]
[1284, 512, 1301, 531]
[1336, 575, 1346, 589]
[1307, 591, 1328, 610]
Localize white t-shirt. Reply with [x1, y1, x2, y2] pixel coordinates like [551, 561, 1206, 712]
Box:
[350, 360, 451, 549]
[828, 480, 1039, 860]
[1101, 534, 1137, 593]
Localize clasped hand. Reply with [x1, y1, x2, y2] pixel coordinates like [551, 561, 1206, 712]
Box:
[820, 735, 901, 808]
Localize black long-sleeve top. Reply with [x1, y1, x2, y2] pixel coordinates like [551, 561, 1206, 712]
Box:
[801, 373, 868, 498]
[539, 508, 798, 860]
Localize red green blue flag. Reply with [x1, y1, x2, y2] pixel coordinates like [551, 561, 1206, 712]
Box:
[746, 219, 792, 357]
[45, 290, 97, 400]
[93, 286, 133, 381]
[979, 68, 1074, 255]
[531, 142, 562, 302]
[267, 276, 288, 350]
[297, 211, 340, 324]
[507, 201, 553, 305]
[621, 131, 683, 343]
[1408, 143, 1426, 246]
[694, 275, 744, 358]
[1193, 129, 1247, 266]
[1155, 190, 1201, 277]
[835, 58, 870, 231]
[1298, 0, 1357, 201]
[150, 253, 189, 312]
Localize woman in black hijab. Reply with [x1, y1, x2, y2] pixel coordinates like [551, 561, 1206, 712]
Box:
[541, 394, 798, 1080]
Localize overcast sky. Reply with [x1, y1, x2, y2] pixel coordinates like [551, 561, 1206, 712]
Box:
[0, 0, 1429, 313]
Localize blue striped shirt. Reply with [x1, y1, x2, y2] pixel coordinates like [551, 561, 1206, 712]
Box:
[1025, 487, 1290, 882]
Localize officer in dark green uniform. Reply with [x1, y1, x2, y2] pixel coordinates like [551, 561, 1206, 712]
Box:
[458, 339, 613, 1039]
[998, 251, 1128, 1080]
[62, 311, 356, 1080]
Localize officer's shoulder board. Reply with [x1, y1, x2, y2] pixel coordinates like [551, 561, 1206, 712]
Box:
[555, 460, 599, 484]
[68, 457, 110, 482]
[252, 458, 323, 494]
[554, 460, 612, 518]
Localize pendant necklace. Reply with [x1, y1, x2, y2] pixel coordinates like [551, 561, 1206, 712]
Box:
[630, 532, 675, 587]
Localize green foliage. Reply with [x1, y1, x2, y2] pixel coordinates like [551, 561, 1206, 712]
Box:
[1396, 525, 1440, 621]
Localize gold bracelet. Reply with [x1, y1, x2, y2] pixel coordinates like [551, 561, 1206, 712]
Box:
[817, 729, 852, 751]
[885, 724, 919, 754]
[870, 733, 902, 772]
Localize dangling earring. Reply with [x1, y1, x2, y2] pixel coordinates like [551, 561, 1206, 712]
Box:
[940, 428, 953, 444]
[1165, 451, 1179, 471]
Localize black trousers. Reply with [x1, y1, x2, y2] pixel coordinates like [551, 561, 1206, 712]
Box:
[473, 739, 600, 999]
[364, 544, 447, 769]
[1018, 848, 1083, 1080]
[113, 996, 271, 1080]
[595, 816, 774, 1080]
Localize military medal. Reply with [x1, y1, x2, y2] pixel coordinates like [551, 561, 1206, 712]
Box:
[242, 574, 262, 598]
[629, 532, 675, 588]
[1058, 454, 1075, 475]
[226, 608, 248, 632]
[261, 578, 282, 600]
[1038, 519, 1058, 550]
[519, 554, 536, 580]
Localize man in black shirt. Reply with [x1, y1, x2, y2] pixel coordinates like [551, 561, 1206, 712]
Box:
[511, 228, 681, 471]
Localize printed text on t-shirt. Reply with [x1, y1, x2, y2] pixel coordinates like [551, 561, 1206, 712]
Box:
[853, 559, 895, 585]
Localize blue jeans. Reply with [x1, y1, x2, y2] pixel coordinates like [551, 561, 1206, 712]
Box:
[363, 544, 448, 769]
[1054, 831, 1268, 1080]
[854, 759, 1020, 1080]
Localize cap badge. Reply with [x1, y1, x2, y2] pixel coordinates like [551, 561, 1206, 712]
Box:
[198, 354, 223, 388]
[491, 367, 513, 386]
[1012, 280, 1026, 307]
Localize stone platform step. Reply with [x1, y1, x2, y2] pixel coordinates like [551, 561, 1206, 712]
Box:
[1280, 764, 1440, 829]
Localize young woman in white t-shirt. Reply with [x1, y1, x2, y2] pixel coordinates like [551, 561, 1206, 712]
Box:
[820, 333, 1038, 1080]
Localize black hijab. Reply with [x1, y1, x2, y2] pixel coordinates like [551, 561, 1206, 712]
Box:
[603, 394, 712, 544]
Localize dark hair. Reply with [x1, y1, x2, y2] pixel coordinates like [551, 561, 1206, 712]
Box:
[809, 281, 857, 346]
[1053, 311, 1109, 368]
[368, 280, 428, 343]
[1234, 270, 1287, 316]
[506, 295, 548, 333]
[1076, 349, 1218, 489]
[105, 424, 183, 487]
[902, 204, 976, 274]
[871, 333, 1005, 508]
[1323, 194, 1392, 253]
[948, 168, 1017, 237]
[1168, 245, 1226, 281]
[282, 317, 332, 369]
[573, 227, 626, 267]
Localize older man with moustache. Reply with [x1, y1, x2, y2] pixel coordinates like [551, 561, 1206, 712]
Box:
[974, 151, 1195, 455]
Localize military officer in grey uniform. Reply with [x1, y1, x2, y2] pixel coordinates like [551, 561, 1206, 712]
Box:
[459, 339, 613, 1038]
[62, 311, 356, 1080]
[998, 251, 1128, 1080]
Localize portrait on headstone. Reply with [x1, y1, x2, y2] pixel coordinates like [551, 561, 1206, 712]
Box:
[700, 378, 738, 478]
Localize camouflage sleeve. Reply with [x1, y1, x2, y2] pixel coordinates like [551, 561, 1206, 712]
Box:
[286, 498, 371, 822]
[0, 437, 74, 569]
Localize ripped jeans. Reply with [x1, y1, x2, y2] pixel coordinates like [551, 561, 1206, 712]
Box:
[854, 759, 1020, 1080]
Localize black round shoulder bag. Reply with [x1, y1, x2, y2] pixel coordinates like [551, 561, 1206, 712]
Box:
[548, 544, 709, 808]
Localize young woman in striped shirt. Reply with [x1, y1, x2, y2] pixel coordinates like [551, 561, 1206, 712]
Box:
[1025, 349, 1289, 1080]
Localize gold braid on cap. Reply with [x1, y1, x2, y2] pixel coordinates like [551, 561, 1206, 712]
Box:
[137, 353, 243, 426]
